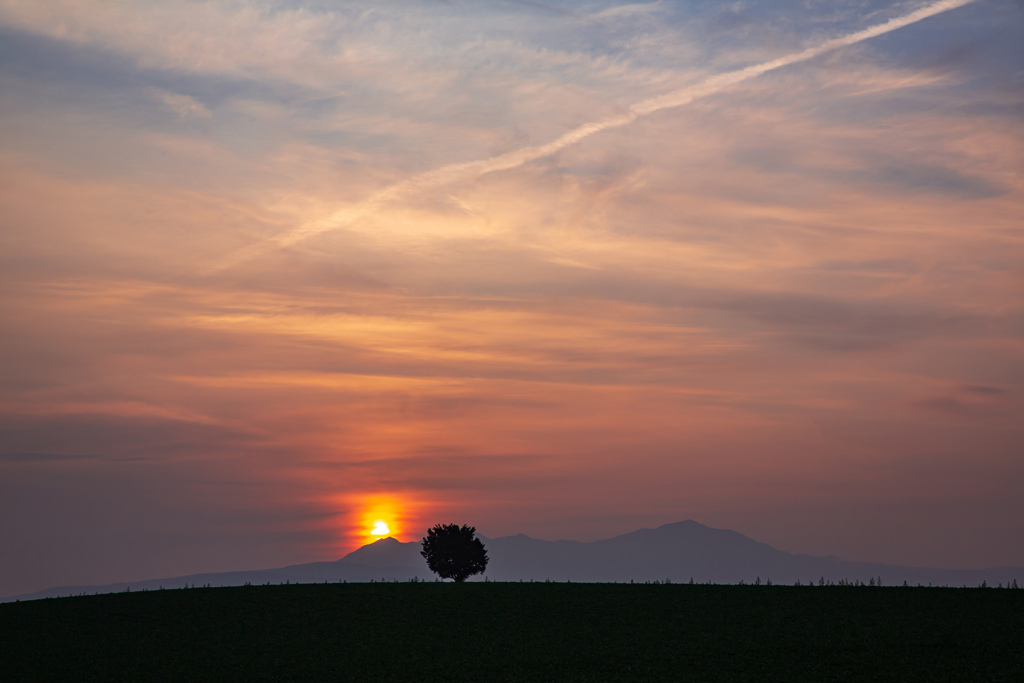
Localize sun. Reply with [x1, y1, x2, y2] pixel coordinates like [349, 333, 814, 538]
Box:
[370, 520, 390, 537]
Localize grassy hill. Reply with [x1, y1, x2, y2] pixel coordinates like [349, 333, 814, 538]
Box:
[2, 582, 1021, 681]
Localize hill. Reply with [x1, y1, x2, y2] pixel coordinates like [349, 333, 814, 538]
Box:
[2, 582, 1022, 681]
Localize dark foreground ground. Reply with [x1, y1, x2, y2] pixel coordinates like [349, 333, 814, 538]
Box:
[2, 582, 1022, 682]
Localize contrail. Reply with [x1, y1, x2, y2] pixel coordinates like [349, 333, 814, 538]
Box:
[220, 0, 977, 268]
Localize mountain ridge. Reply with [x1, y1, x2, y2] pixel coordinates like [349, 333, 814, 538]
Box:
[6, 520, 1021, 601]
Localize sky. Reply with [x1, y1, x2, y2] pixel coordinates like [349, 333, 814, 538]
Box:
[1, 0, 1022, 597]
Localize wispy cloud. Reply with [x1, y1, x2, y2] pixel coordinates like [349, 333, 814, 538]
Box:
[222, 0, 981, 266]
[0, 452, 94, 463]
[150, 88, 211, 118]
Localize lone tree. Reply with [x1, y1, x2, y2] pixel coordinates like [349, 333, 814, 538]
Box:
[421, 523, 488, 582]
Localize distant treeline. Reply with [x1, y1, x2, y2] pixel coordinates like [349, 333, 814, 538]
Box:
[17, 573, 1022, 602]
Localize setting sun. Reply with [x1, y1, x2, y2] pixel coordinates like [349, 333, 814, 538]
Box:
[370, 521, 390, 537]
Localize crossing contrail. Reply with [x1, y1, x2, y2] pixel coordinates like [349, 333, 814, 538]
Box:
[220, 0, 977, 268]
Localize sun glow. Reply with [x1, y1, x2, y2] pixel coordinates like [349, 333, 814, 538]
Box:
[326, 491, 434, 555]
[350, 494, 411, 548]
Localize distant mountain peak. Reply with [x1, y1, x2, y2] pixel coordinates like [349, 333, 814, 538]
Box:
[370, 536, 402, 546]
[340, 535, 422, 568]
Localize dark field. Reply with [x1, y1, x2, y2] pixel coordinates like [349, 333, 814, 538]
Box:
[2, 582, 1022, 681]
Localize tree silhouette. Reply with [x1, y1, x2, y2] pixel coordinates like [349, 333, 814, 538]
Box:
[420, 523, 488, 582]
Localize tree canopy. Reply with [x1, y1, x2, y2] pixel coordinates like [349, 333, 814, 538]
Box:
[420, 523, 488, 582]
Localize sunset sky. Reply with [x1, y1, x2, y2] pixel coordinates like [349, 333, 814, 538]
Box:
[1, 0, 1022, 597]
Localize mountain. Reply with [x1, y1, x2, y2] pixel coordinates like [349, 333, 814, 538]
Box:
[341, 535, 423, 568]
[1, 540, 432, 602]
[6, 521, 1022, 601]
[476, 521, 1023, 586]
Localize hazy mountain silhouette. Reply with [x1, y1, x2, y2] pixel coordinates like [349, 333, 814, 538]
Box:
[6, 521, 1022, 601]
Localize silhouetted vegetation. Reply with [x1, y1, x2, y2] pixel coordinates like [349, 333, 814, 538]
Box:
[2, 582, 1022, 681]
[421, 523, 488, 582]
